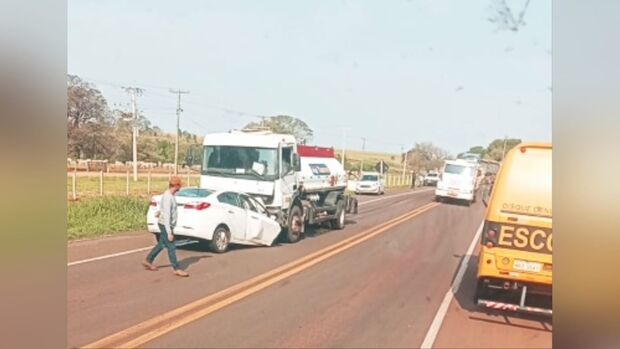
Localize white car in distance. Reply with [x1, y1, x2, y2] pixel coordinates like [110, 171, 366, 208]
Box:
[356, 172, 385, 195]
[147, 187, 281, 253]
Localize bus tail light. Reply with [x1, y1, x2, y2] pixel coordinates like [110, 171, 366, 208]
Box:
[482, 223, 499, 248]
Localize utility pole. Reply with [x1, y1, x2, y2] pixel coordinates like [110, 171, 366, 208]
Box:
[170, 89, 190, 175]
[123, 87, 144, 181]
[360, 137, 366, 172]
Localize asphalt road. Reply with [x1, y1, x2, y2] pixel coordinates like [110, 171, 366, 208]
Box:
[68, 188, 551, 348]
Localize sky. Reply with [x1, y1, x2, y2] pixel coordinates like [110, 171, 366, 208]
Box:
[68, 0, 551, 155]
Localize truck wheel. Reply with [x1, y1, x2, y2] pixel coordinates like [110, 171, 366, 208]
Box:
[331, 201, 346, 230]
[209, 226, 230, 253]
[284, 205, 303, 243]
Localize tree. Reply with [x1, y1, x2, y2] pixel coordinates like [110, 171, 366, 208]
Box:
[485, 138, 521, 161]
[67, 74, 116, 159]
[67, 75, 110, 128]
[243, 115, 313, 144]
[405, 142, 449, 173]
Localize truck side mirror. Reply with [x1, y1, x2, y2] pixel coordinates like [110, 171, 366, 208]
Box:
[293, 153, 301, 171]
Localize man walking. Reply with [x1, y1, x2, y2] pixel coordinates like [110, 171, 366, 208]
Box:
[142, 176, 189, 277]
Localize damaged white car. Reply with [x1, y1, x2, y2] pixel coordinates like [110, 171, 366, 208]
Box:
[147, 188, 282, 253]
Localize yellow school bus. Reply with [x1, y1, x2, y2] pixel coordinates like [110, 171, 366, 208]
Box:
[475, 142, 552, 316]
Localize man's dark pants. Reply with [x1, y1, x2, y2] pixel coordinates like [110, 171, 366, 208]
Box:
[146, 224, 180, 270]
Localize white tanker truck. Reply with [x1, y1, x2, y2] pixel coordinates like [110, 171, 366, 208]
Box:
[200, 129, 354, 243]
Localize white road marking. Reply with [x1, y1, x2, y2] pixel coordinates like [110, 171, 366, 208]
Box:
[67, 189, 433, 267]
[67, 240, 198, 267]
[420, 221, 484, 349]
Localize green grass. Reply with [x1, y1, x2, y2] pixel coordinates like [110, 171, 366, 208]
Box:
[341, 149, 403, 173]
[67, 196, 150, 240]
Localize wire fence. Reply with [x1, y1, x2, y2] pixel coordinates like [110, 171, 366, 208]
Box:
[67, 170, 200, 200]
[67, 171, 417, 201]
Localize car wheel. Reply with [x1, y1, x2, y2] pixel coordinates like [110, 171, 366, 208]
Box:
[331, 201, 346, 230]
[435, 196, 443, 203]
[284, 205, 303, 243]
[209, 226, 230, 253]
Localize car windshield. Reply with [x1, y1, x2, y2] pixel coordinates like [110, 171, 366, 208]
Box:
[177, 188, 212, 198]
[444, 164, 474, 176]
[202, 145, 278, 180]
[361, 175, 379, 181]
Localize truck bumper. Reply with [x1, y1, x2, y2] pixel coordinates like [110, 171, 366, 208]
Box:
[435, 188, 474, 201]
[476, 278, 552, 316]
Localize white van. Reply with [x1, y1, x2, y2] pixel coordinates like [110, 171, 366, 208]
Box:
[435, 159, 478, 205]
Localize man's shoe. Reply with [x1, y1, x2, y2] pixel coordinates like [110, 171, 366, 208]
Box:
[142, 261, 157, 271]
[174, 269, 189, 277]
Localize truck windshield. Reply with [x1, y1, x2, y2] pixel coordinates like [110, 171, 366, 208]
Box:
[444, 164, 474, 177]
[202, 145, 278, 180]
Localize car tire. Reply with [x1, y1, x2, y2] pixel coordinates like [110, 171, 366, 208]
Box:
[209, 225, 230, 253]
[435, 196, 442, 203]
[284, 205, 303, 243]
[330, 201, 346, 230]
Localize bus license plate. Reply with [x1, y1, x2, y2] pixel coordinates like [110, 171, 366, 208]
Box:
[513, 260, 542, 273]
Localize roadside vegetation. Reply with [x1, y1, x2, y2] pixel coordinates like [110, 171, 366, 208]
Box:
[68, 196, 149, 240]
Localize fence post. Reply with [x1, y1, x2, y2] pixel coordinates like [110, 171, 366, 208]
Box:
[72, 170, 77, 200]
[126, 170, 130, 195]
[147, 170, 151, 194]
[99, 171, 104, 196]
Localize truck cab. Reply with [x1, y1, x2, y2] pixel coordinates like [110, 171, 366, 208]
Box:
[435, 159, 479, 205]
[200, 130, 349, 243]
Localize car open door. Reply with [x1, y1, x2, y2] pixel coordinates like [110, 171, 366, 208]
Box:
[240, 195, 281, 246]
